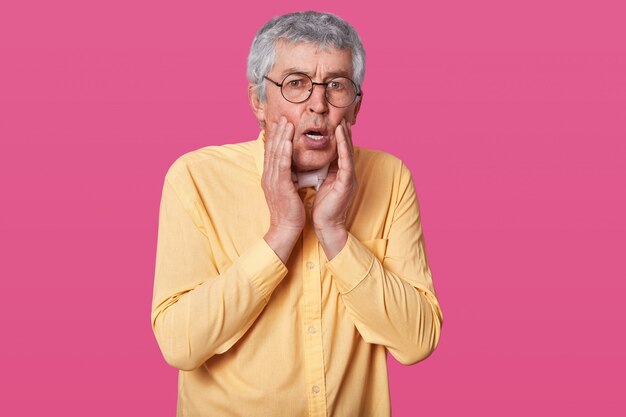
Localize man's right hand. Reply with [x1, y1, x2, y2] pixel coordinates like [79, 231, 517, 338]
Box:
[262, 116, 305, 264]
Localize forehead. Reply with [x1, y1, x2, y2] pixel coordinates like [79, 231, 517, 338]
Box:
[271, 40, 353, 78]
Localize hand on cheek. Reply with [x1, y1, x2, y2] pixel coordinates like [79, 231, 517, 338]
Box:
[312, 119, 357, 260]
[261, 116, 306, 264]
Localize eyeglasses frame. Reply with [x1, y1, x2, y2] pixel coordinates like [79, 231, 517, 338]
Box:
[263, 72, 362, 108]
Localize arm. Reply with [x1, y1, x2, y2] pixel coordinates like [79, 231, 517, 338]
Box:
[313, 120, 443, 365]
[326, 163, 443, 365]
[151, 117, 303, 371]
[151, 179, 288, 371]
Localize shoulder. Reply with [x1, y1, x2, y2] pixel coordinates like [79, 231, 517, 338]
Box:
[349, 146, 418, 232]
[161, 139, 259, 203]
[165, 140, 257, 180]
[354, 146, 413, 184]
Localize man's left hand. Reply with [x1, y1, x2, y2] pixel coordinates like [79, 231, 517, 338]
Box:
[312, 119, 357, 260]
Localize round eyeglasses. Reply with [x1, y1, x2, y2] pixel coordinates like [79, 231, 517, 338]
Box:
[263, 72, 362, 108]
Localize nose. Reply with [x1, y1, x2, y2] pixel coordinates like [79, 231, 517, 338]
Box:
[306, 83, 329, 114]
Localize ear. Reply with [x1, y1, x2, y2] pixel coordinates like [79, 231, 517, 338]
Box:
[248, 83, 266, 127]
[350, 92, 363, 125]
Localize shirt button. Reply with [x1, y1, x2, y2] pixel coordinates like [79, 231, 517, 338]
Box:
[306, 261, 315, 269]
[308, 326, 316, 334]
[312, 385, 320, 394]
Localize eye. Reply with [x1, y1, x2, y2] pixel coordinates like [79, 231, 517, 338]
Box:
[287, 78, 306, 88]
[328, 81, 345, 90]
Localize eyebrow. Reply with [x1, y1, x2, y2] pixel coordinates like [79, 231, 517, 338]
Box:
[279, 67, 353, 80]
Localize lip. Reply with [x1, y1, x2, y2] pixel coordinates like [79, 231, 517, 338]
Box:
[301, 132, 331, 149]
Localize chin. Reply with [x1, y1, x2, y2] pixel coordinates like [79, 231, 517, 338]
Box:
[293, 153, 336, 172]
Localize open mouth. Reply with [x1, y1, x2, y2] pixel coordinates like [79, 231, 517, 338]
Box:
[304, 130, 326, 140]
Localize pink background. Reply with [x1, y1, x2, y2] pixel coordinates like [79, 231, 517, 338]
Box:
[1, 0, 624, 415]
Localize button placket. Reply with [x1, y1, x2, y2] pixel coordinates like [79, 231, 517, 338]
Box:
[301, 196, 327, 416]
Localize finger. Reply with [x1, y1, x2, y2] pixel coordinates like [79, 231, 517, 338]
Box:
[278, 122, 294, 174]
[343, 120, 357, 190]
[342, 119, 354, 158]
[346, 120, 354, 157]
[263, 122, 276, 176]
[271, 117, 287, 160]
[268, 118, 287, 183]
[336, 123, 355, 185]
[264, 121, 277, 165]
[335, 123, 349, 168]
[273, 122, 295, 194]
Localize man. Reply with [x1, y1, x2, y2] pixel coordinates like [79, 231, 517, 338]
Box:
[152, 11, 443, 417]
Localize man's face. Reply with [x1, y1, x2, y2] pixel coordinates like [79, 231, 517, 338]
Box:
[251, 40, 362, 172]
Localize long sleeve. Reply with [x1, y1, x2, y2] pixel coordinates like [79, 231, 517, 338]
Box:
[151, 178, 288, 371]
[150, 137, 440, 415]
[326, 163, 443, 365]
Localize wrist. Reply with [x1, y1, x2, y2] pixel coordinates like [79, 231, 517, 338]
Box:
[268, 223, 303, 239]
[264, 225, 302, 265]
[315, 226, 348, 261]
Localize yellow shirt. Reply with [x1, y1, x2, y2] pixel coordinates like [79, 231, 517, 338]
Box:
[151, 131, 443, 417]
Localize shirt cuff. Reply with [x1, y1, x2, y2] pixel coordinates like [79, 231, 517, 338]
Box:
[237, 237, 289, 300]
[326, 233, 375, 294]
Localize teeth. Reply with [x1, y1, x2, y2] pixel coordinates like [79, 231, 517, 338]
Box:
[306, 133, 324, 140]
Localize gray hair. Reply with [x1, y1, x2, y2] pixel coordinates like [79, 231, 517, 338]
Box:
[247, 11, 366, 103]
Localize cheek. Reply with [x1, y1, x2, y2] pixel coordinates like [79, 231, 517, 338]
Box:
[330, 109, 354, 127]
[269, 106, 302, 127]
[264, 94, 296, 122]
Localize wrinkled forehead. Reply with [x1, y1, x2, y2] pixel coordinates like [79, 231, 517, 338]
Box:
[271, 39, 354, 79]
